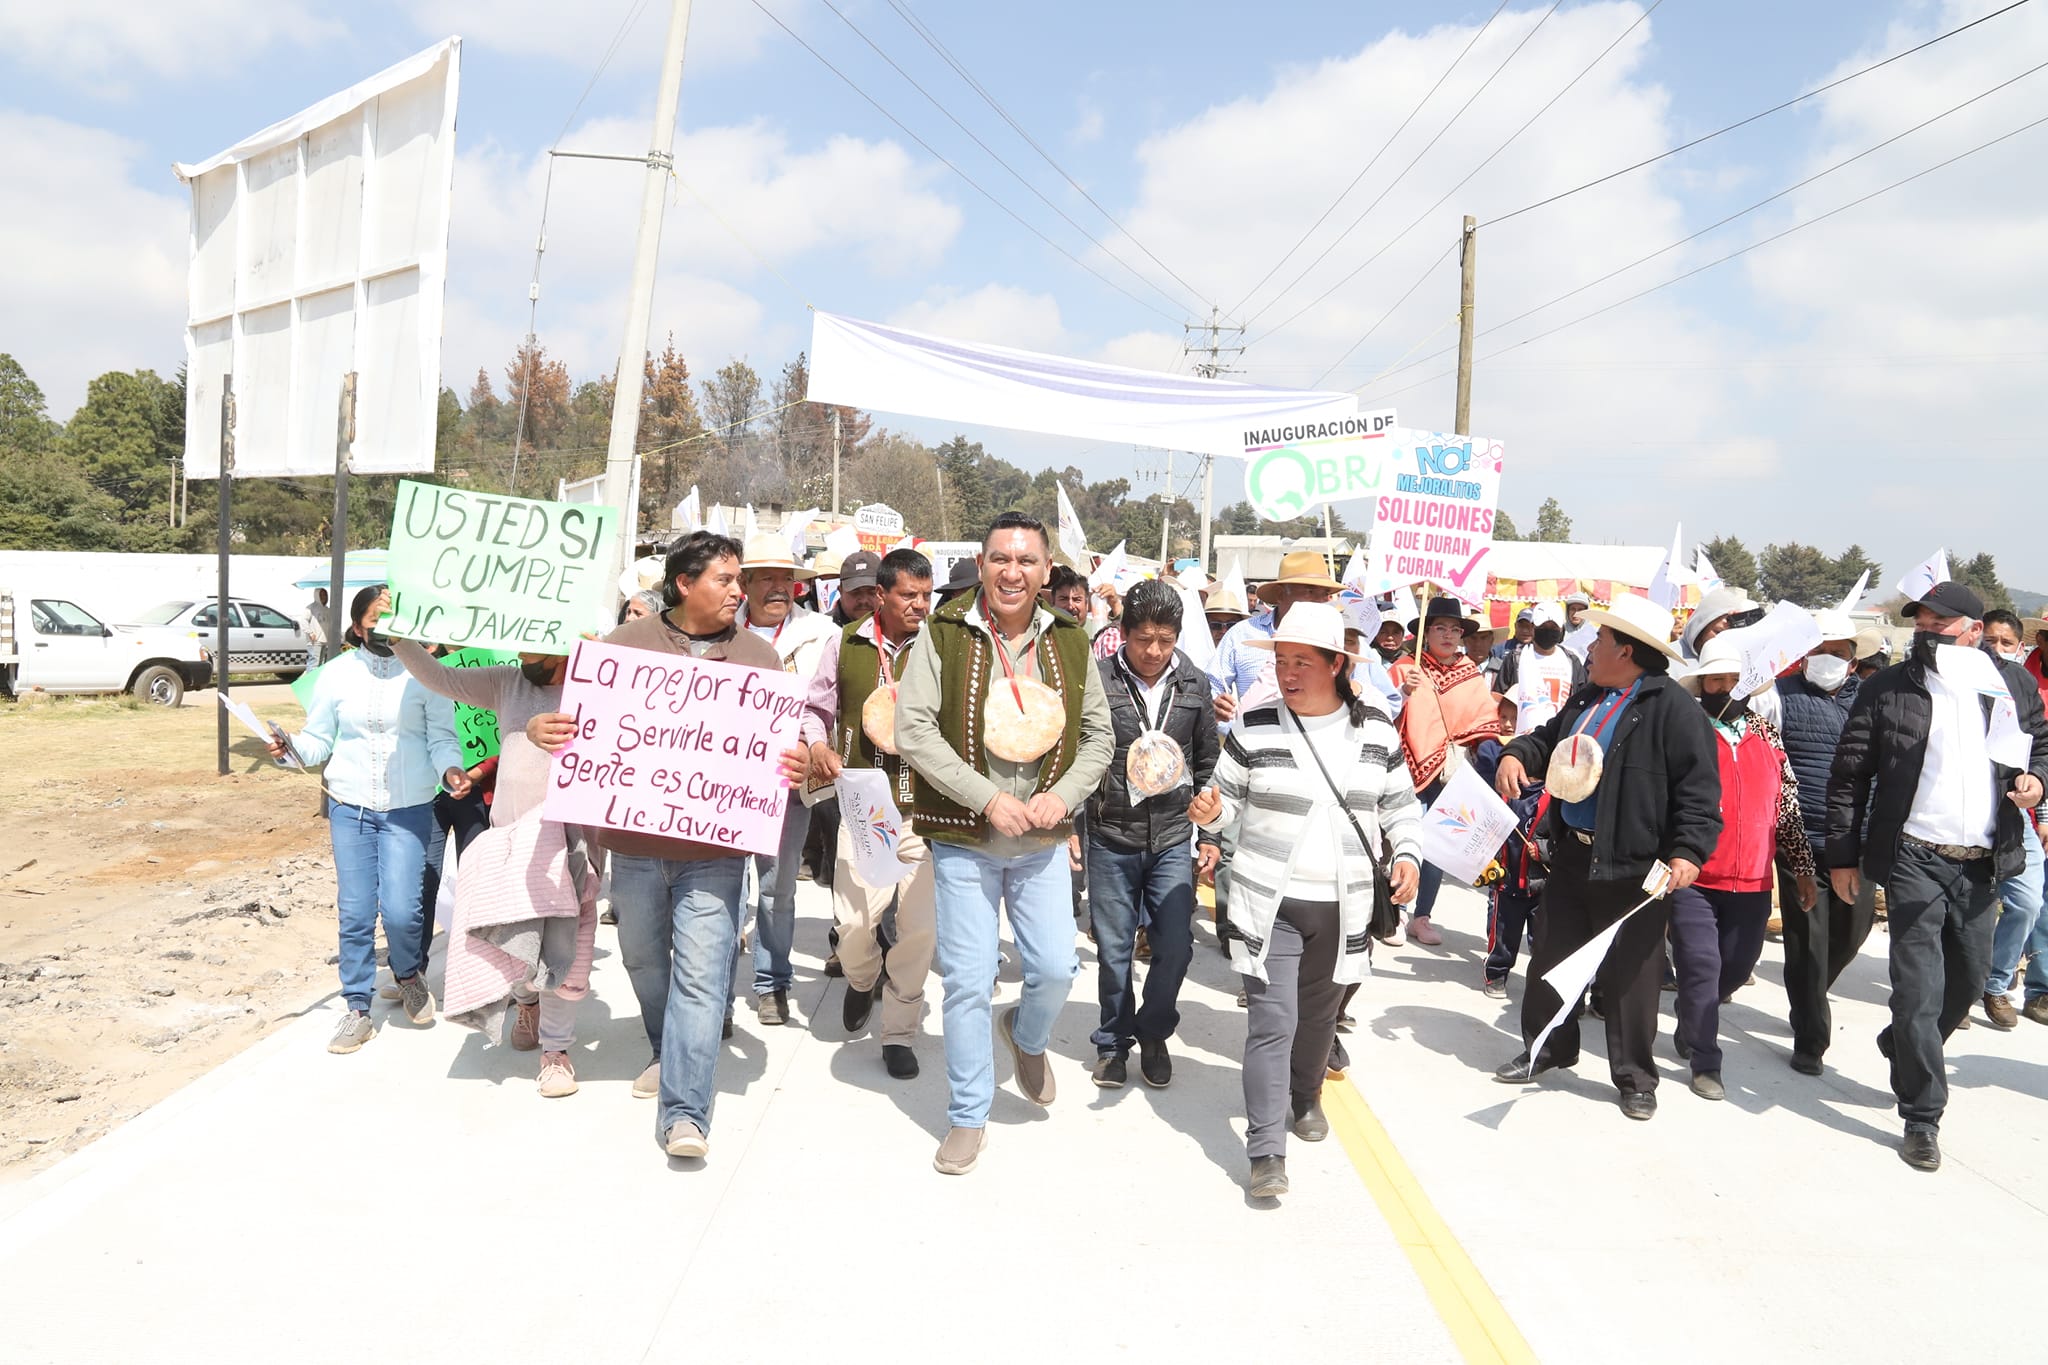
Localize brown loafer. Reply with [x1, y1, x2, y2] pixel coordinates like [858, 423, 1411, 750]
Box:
[1000, 1005, 1055, 1106]
[933, 1126, 985, 1175]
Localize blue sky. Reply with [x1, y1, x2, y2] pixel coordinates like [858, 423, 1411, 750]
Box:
[4, 0, 2044, 587]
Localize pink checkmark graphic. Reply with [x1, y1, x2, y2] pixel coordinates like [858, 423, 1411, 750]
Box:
[1447, 547, 1489, 587]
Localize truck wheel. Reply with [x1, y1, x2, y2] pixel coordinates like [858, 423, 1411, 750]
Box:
[275, 670, 305, 684]
[133, 665, 186, 707]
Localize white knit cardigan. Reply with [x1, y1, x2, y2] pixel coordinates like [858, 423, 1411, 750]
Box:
[1200, 702, 1424, 985]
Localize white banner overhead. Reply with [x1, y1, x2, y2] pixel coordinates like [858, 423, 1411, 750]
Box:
[175, 38, 461, 478]
[806, 311, 1360, 458]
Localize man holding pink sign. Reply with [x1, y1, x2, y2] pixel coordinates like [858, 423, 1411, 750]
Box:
[527, 531, 809, 1164]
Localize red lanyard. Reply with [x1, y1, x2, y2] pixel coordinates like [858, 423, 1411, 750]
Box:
[1573, 679, 1639, 744]
[875, 620, 897, 687]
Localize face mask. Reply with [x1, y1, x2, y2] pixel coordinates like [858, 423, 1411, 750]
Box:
[1533, 624, 1564, 650]
[1990, 647, 2021, 664]
[1802, 654, 1852, 691]
[520, 659, 561, 687]
[1700, 691, 1748, 723]
[360, 631, 394, 658]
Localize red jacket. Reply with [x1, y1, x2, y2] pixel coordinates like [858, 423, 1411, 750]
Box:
[2027, 650, 2048, 711]
[1699, 726, 1787, 893]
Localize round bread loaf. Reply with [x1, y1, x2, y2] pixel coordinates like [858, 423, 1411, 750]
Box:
[983, 677, 1065, 762]
[862, 684, 899, 754]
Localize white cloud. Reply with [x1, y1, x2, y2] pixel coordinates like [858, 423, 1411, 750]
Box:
[889, 285, 1066, 352]
[407, 0, 772, 71]
[1071, 99, 1104, 145]
[0, 113, 186, 415]
[0, 0, 334, 86]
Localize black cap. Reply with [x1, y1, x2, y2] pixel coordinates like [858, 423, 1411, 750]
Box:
[839, 550, 882, 593]
[1901, 579, 1984, 622]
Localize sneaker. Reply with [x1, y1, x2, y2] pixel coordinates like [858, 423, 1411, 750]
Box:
[664, 1121, 709, 1159]
[1984, 992, 2018, 1031]
[1689, 1071, 1725, 1101]
[537, 1052, 578, 1098]
[633, 1060, 659, 1099]
[757, 989, 789, 1027]
[1093, 1050, 1128, 1088]
[1483, 977, 1508, 1000]
[2024, 996, 2048, 1026]
[397, 975, 435, 1026]
[1248, 1156, 1288, 1198]
[882, 1044, 919, 1079]
[1139, 1039, 1172, 1088]
[1000, 1005, 1055, 1106]
[510, 999, 540, 1051]
[933, 1126, 985, 1175]
[1407, 917, 1443, 947]
[327, 1010, 375, 1054]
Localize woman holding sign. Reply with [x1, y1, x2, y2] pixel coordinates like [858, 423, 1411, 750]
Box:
[1188, 601, 1422, 1200]
[268, 586, 467, 1055]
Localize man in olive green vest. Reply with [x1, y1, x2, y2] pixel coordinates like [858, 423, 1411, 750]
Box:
[897, 511, 1114, 1175]
[800, 548, 938, 1082]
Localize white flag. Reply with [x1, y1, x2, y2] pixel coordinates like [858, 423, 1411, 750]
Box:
[1337, 550, 1381, 641]
[1213, 560, 1250, 615]
[1089, 540, 1127, 591]
[835, 769, 918, 890]
[1056, 481, 1090, 568]
[707, 504, 731, 537]
[674, 485, 701, 532]
[741, 503, 760, 546]
[823, 523, 862, 560]
[1896, 548, 1949, 604]
[1647, 524, 1688, 611]
[1526, 891, 1659, 1068]
[1715, 601, 1822, 700]
[1418, 764, 1519, 884]
[1837, 569, 1871, 612]
[1693, 547, 1722, 594]
[783, 507, 819, 560]
[1175, 581, 1215, 672]
[1388, 582, 1420, 634]
[1936, 644, 2033, 768]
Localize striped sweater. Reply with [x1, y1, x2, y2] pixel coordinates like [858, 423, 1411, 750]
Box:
[1200, 702, 1424, 986]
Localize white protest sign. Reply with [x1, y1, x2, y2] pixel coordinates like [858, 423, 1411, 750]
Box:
[823, 523, 862, 560]
[1897, 548, 1949, 604]
[1363, 430, 1505, 606]
[836, 768, 919, 890]
[1936, 644, 2033, 769]
[1419, 764, 1519, 883]
[1242, 411, 1400, 521]
[1056, 482, 1090, 568]
[542, 638, 806, 856]
[1716, 601, 1822, 700]
[1089, 541, 1128, 591]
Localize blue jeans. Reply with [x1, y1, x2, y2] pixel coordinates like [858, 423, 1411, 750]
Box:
[931, 841, 1080, 1129]
[611, 853, 748, 1142]
[1987, 831, 2045, 1000]
[1085, 837, 1195, 1055]
[329, 802, 436, 1011]
[1412, 779, 1445, 920]
[745, 801, 812, 997]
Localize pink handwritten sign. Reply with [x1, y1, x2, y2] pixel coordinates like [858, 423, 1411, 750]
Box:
[541, 638, 806, 856]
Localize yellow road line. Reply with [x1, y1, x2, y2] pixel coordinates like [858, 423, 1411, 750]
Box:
[1324, 1077, 1539, 1365]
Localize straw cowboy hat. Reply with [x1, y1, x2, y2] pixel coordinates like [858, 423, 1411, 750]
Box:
[2025, 616, 2048, 640]
[1255, 550, 1345, 604]
[810, 552, 845, 580]
[618, 554, 665, 597]
[1246, 601, 1363, 659]
[1678, 632, 1744, 697]
[1583, 592, 1683, 662]
[1204, 587, 1251, 619]
[739, 534, 816, 580]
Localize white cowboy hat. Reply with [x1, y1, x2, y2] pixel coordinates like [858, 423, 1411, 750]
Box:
[1582, 592, 1683, 662]
[1682, 585, 1760, 655]
[739, 534, 816, 581]
[1679, 632, 1744, 697]
[618, 554, 665, 597]
[1246, 601, 1364, 659]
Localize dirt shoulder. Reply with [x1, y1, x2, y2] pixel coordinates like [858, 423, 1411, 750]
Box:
[0, 686, 344, 1182]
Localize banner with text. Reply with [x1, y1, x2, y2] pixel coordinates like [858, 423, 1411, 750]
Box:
[1242, 410, 1399, 521]
[541, 639, 805, 856]
[1716, 601, 1821, 700]
[383, 480, 619, 652]
[836, 767, 918, 890]
[1419, 763, 1519, 883]
[442, 647, 519, 763]
[1363, 430, 1504, 606]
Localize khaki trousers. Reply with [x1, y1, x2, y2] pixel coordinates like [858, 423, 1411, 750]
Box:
[833, 824, 936, 1046]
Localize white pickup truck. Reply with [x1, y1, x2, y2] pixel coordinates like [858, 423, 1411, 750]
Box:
[0, 588, 218, 706]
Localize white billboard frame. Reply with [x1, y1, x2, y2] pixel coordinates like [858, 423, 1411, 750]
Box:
[174, 37, 461, 478]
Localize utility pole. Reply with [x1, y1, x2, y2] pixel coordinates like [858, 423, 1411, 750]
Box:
[830, 408, 841, 516]
[1454, 214, 1477, 436]
[1183, 306, 1245, 573]
[599, 0, 693, 604]
[1159, 449, 1173, 563]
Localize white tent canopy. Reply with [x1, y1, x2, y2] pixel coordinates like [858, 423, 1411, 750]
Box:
[806, 311, 1358, 458]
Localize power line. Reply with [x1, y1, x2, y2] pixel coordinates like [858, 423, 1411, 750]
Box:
[745, 0, 1184, 324]
[1228, 0, 1514, 321]
[1242, 0, 1565, 330]
[1272, 0, 1665, 354]
[1305, 241, 1457, 388]
[882, 0, 1217, 314]
[1360, 111, 2048, 404]
[1348, 64, 2048, 390]
[1483, 0, 2035, 227]
[549, 0, 656, 150]
[810, 0, 1200, 318]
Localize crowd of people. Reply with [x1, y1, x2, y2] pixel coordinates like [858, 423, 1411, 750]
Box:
[269, 512, 2048, 1195]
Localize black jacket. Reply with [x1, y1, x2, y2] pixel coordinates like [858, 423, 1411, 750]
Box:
[1085, 649, 1220, 854]
[1826, 651, 2048, 883]
[1503, 672, 1723, 883]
